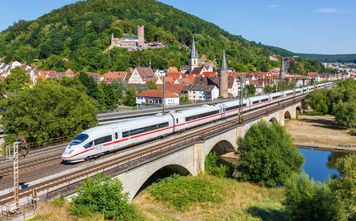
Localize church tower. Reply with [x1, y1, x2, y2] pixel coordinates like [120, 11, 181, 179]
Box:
[280, 57, 286, 79]
[219, 50, 228, 98]
[189, 37, 199, 73]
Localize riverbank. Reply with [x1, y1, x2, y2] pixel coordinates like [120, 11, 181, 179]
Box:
[285, 115, 356, 151]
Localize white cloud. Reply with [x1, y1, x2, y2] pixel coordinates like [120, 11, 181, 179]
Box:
[314, 8, 349, 14]
[267, 4, 278, 8]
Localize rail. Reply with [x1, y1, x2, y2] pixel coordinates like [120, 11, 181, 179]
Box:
[0, 95, 305, 209]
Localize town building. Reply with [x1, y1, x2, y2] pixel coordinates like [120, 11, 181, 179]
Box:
[136, 89, 179, 108]
[127, 67, 155, 84]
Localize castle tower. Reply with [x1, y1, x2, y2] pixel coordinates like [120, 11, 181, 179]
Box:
[189, 37, 199, 73]
[219, 50, 228, 98]
[137, 25, 145, 47]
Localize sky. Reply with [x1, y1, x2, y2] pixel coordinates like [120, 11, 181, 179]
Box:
[0, 0, 355, 54]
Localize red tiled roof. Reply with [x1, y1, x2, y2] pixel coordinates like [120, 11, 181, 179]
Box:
[202, 72, 218, 77]
[65, 68, 74, 74]
[136, 89, 178, 98]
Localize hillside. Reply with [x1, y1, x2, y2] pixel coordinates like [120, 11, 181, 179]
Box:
[265, 45, 356, 63]
[0, 0, 281, 73]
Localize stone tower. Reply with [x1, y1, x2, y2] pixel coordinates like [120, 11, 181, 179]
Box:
[280, 57, 286, 79]
[189, 37, 199, 73]
[137, 25, 145, 47]
[219, 50, 228, 98]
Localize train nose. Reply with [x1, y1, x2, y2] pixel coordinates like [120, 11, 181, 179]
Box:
[62, 149, 73, 159]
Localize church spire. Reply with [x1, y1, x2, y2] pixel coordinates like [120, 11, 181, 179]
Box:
[189, 37, 199, 59]
[221, 49, 227, 70]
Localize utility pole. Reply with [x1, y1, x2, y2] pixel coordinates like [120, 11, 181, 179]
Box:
[239, 75, 244, 124]
[161, 71, 166, 114]
[6, 142, 21, 214]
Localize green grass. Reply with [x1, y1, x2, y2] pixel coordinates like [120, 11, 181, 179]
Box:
[149, 174, 226, 211]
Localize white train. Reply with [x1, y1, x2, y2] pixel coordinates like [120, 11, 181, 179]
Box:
[62, 82, 332, 162]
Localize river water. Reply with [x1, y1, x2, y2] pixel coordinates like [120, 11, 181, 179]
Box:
[298, 148, 348, 182]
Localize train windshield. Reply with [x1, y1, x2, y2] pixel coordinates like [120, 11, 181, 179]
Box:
[70, 134, 89, 146]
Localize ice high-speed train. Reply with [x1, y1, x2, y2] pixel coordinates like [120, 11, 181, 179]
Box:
[62, 82, 333, 162]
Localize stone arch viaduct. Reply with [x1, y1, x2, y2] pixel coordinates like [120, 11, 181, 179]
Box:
[117, 102, 302, 201]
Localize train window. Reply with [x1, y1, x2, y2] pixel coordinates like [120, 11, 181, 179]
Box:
[261, 98, 268, 102]
[253, 100, 259, 104]
[122, 122, 169, 138]
[226, 105, 239, 111]
[115, 132, 118, 140]
[185, 110, 219, 122]
[176, 119, 178, 124]
[83, 141, 93, 149]
[243, 103, 247, 107]
[70, 134, 89, 145]
[94, 135, 112, 145]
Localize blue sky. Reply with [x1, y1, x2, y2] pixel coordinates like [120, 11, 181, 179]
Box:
[1, 0, 355, 54]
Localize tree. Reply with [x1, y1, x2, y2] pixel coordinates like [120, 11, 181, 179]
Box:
[237, 121, 304, 186]
[59, 76, 87, 92]
[304, 88, 328, 115]
[179, 94, 189, 104]
[4, 67, 30, 92]
[0, 82, 98, 145]
[78, 72, 103, 109]
[333, 101, 356, 128]
[145, 80, 158, 90]
[111, 78, 128, 100]
[71, 173, 140, 220]
[284, 173, 346, 221]
[329, 154, 356, 219]
[245, 84, 256, 97]
[122, 87, 137, 106]
[98, 82, 118, 110]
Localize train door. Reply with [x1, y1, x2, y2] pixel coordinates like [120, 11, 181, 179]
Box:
[112, 127, 121, 151]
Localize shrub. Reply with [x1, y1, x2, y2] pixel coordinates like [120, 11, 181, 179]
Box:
[237, 121, 304, 186]
[51, 195, 65, 207]
[284, 173, 346, 221]
[205, 152, 234, 178]
[70, 173, 141, 220]
[149, 174, 226, 211]
[329, 154, 356, 219]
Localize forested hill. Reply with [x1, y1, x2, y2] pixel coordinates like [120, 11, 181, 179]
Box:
[265, 45, 356, 63]
[0, 0, 282, 73]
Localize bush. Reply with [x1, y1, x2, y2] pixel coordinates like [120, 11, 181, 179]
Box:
[205, 152, 233, 178]
[284, 173, 346, 221]
[71, 173, 141, 220]
[149, 174, 226, 211]
[237, 121, 304, 186]
[329, 154, 356, 219]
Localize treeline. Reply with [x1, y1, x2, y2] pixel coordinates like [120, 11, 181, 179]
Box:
[265, 45, 356, 63]
[0, 0, 304, 73]
[304, 78, 356, 129]
[0, 69, 145, 146]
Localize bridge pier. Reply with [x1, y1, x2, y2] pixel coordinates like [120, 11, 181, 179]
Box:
[193, 142, 204, 175]
[279, 110, 285, 126]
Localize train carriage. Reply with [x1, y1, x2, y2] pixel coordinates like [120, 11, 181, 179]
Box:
[171, 105, 222, 132]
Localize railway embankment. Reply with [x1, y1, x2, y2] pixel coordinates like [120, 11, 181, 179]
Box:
[286, 115, 356, 152]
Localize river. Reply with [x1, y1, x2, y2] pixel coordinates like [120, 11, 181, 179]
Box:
[298, 148, 351, 182]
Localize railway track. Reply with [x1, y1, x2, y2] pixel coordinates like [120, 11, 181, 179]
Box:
[0, 95, 305, 206]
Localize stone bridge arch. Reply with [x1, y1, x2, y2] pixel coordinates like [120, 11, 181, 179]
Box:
[116, 154, 194, 201]
[284, 110, 292, 120]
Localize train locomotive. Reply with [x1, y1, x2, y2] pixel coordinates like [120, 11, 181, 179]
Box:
[62, 82, 332, 162]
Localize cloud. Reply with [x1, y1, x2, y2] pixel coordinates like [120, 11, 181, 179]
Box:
[267, 4, 278, 8]
[314, 8, 349, 13]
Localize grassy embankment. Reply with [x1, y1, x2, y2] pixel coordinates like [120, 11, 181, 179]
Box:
[31, 174, 286, 221]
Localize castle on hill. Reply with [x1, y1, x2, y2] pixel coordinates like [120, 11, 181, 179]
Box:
[109, 25, 166, 51]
